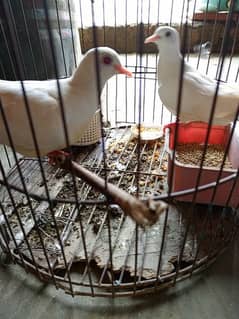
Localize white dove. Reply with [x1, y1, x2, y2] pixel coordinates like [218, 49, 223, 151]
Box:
[145, 26, 239, 125]
[0, 47, 132, 158]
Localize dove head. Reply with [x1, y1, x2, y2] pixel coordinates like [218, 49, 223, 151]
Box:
[145, 26, 181, 56]
[82, 47, 132, 85]
[72, 47, 132, 89]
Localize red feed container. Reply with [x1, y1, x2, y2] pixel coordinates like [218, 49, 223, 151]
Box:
[165, 122, 239, 207]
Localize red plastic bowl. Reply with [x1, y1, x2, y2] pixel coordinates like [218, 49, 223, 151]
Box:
[165, 122, 239, 207]
[164, 122, 230, 149]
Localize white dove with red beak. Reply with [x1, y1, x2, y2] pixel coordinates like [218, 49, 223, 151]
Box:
[0, 47, 132, 158]
[145, 26, 239, 125]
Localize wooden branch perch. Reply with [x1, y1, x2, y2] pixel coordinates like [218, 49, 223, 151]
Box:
[52, 153, 167, 227]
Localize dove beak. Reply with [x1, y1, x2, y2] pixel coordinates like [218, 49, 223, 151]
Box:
[114, 64, 133, 77]
[144, 34, 160, 44]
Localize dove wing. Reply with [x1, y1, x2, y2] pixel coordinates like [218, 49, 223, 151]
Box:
[0, 80, 64, 156]
[181, 70, 239, 124]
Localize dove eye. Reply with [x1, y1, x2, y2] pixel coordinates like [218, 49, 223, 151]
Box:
[103, 56, 112, 65]
[165, 31, 171, 37]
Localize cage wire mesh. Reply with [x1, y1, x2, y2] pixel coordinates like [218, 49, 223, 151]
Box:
[0, 0, 238, 297]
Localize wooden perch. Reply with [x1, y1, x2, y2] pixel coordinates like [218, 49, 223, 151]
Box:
[51, 153, 167, 227]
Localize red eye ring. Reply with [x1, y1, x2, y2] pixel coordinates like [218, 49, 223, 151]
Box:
[103, 56, 112, 65]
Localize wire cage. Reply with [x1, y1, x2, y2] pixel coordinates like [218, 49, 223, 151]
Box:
[0, 0, 239, 298]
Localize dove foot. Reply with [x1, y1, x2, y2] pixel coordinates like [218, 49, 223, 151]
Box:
[47, 150, 70, 166]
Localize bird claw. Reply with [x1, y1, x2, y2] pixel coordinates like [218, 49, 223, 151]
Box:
[47, 150, 69, 166]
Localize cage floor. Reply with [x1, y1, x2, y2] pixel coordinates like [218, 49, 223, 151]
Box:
[0, 127, 236, 295]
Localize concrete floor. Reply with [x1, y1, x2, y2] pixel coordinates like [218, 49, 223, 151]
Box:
[0, 236, 238, 319]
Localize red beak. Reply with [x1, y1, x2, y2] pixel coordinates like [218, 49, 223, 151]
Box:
[114, 64, 132, 77]
[144, 34, 160, 44]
